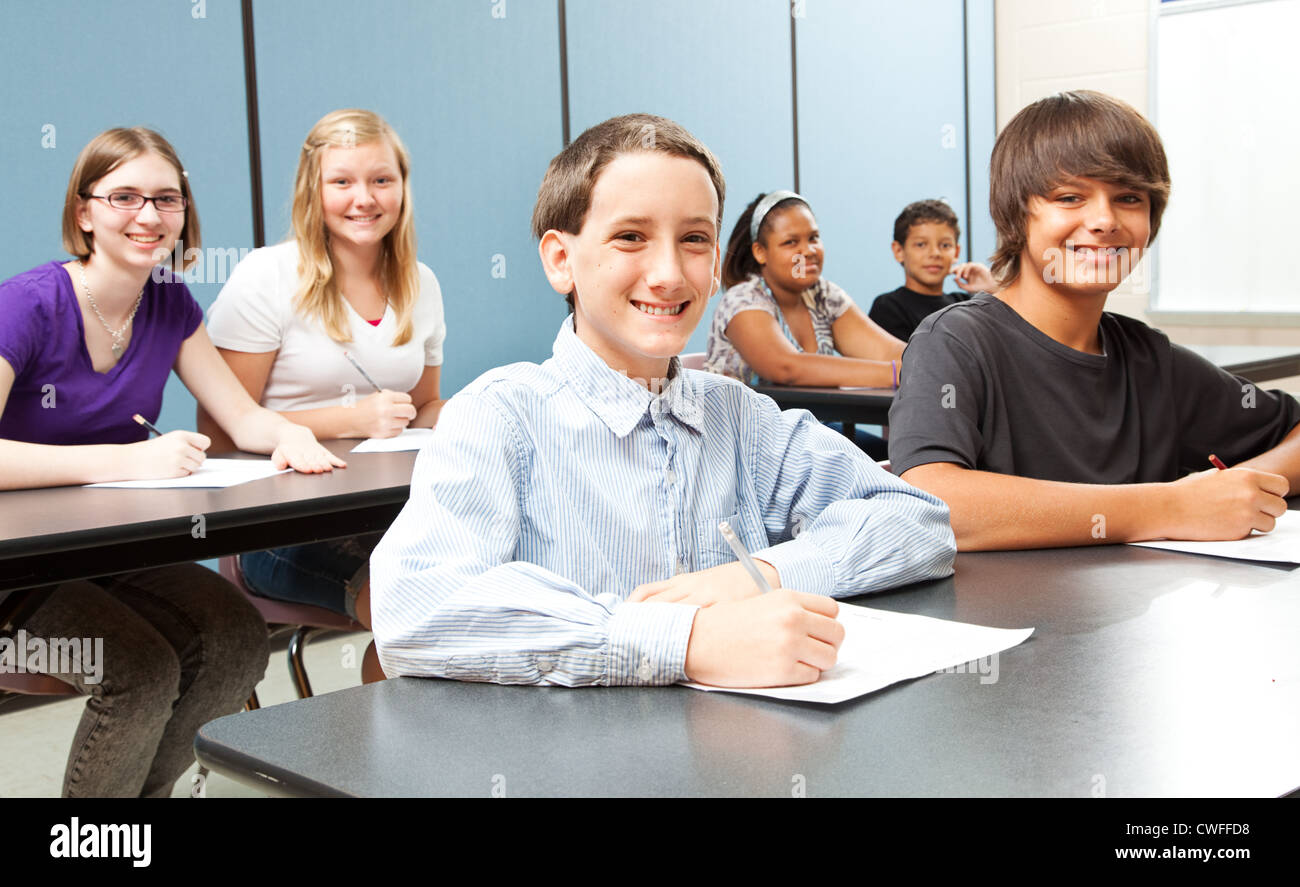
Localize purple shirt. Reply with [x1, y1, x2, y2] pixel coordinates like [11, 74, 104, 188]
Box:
[0, 262, 204, 445]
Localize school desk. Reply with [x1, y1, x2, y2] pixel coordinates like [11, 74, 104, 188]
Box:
[0, 440, 416, 593]
[753, 385, 893, 430]
[754, 344, 1300, 432]
[194, 505, 1300, 797]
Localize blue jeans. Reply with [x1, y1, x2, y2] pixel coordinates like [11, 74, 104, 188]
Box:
[240, 533, 383, 620]
[15, 564, 267, 797]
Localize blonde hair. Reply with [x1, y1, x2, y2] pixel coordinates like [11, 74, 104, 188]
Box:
[62, 127, 201, 272]
[291, 109, 418, 345]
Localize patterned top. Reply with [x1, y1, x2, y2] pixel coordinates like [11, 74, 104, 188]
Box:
[369, 316, 955, 687]
[704, 275, 853, 384]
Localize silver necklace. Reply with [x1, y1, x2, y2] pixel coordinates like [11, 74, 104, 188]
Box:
[77, 260, 143, 360]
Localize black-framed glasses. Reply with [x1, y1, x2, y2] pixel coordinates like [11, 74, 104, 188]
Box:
[85, 192, 188, 213]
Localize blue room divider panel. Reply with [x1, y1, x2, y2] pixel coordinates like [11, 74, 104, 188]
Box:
[0, 0, 255, 433]
[565, 0, 795, 356]
[795, 0, 969, 312]
[251, 0, 563, 397]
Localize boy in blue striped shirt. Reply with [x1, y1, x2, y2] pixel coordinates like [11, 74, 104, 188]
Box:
[371, 114, 955, 689]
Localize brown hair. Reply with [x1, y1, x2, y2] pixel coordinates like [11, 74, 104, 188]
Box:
[988, 90, 1170, 286]
[531, 113, 726, 312]
[893, 199, 960, 246]
[291, 109, 419, 346]
[62, 127, 201, 271]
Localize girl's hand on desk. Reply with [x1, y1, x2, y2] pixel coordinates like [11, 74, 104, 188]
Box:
[120, 430, 210, 479]
[356, 390, 417, 439]
[628, 560, 779, 607]
[684, 591, 844, 688]
[271, 424, 347, 474]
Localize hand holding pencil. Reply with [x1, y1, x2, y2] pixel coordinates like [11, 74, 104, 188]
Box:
[1160, 455, 1289, 541]
[342, 352, 415, 439]
[125, 414, 210, 479]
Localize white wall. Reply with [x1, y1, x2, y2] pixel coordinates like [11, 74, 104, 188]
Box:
[993, 0, 1300, 390]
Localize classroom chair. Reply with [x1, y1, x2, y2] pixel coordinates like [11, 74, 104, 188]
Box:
[219, 555, 365, 706]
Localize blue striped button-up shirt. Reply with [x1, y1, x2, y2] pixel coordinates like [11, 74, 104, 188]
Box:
[371, 317, 955, 686]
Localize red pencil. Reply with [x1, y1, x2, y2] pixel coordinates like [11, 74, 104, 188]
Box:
[1208, 454, 1229, 471]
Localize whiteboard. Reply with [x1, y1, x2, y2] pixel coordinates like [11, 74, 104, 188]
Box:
[1154, 0, 1300, 313]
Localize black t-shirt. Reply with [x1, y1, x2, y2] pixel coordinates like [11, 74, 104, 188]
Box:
[868, 285, 971, 341]
[889, 294, 1300, 483]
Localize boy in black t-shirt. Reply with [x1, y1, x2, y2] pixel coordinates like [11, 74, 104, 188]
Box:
[889, 91, 1300, 550]
[868, 199, 994, 341]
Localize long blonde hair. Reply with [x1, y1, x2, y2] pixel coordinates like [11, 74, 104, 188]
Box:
[291, 109, 418, 345]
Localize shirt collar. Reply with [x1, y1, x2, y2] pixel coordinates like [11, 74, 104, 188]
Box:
[551, 316, 704, 438]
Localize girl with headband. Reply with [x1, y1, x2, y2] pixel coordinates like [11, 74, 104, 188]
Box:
[0, 127, 343, 796]
[203, 109, 446, 684]
[705, 191, 905, 455]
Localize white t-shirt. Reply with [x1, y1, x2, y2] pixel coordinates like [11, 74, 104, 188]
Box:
[207, 241, 445, 412]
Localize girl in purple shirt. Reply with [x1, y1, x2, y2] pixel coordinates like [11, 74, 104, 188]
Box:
[0, 128, 344, 797]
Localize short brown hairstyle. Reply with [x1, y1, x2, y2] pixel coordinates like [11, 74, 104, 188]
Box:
[62, 127, 201, 272]
[531, 113, 726, 312]
[988, 90, 1169, 286]
[893, 199, 960, 246]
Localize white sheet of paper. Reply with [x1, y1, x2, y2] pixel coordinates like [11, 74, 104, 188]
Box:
[1129, 510, 1300, 564]
[350, 428, 433, 453]
[84, 458, 291, 489]
[683, 603, 1034, 704]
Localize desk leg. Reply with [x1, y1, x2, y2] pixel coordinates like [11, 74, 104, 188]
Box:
[841, 423, 856, 441]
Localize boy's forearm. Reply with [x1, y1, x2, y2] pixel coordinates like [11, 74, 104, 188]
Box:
[1233, 423, 1300, 491]
[901, 463, 1174, 551]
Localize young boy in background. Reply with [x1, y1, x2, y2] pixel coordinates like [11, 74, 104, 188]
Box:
[888, 91, 1300, 550]
[371, 114, 955, 689]
[868, 199, 995, 341]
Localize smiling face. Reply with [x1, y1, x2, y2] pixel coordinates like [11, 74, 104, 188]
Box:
[319, 139, 403, 254]
[1023, 176, 1150, 296]
[892, 221, 960, 295]
[76, 152, 186, 275]
[539, 151, 720, 384]
[753, 203, 823, 293]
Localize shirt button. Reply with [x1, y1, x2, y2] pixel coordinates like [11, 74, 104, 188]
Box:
[665, 469, 676, 486]
[636, 658, 654, 681]
[674, 559, 688, 576]
[536, 658, 554, 674]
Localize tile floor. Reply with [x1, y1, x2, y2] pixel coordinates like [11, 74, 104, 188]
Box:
[0, 630, 371, 798]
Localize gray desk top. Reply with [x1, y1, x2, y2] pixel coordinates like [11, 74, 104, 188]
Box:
[1183, 344, 1300, 383]
[196, 539, 1300, 798]
[0, 440, 417, 591]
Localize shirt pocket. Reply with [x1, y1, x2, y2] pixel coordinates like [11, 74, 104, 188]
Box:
[693, 511, 744, 571]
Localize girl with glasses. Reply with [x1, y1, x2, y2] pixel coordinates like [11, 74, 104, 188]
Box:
[0, 127, 344, 796]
